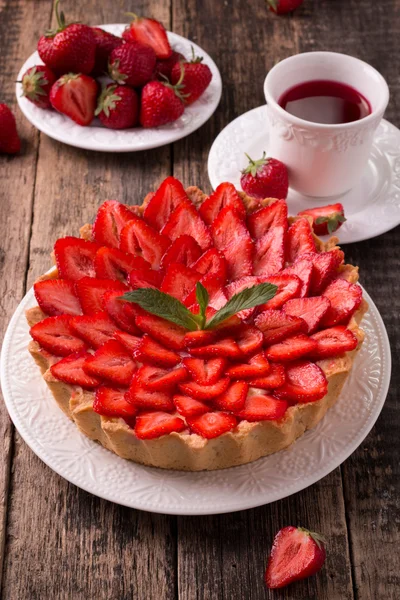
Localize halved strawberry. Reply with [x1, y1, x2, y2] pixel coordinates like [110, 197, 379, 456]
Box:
[214, 380, 249, 412]
[283, 296, 331, 334]
[184, 330, 216, 348]
[126, 381, 174, 411]
[191, 248, 227, 281]
[183, 273, 227, 310]
[189, 338, 243, 359]
[143, 177, 190, 230]
[225, 276, 261, 320]
[248, 363, 286, 389]
[182, 357, 226, 385]
[95, 247, 139, 281]
[30, 315, 87, 356]
[92, 200, 136, 248]
[226, 352, 270, 379]
[34, 279, 82, 316]
[83, 339, 137, 386]
[93, 386, 137, 419]
[299, 250, 344, 295]
[260, 275, 301, 310]
[247, 200, 288, 239]
[322, 279, 363, 326]
[136, 364, 188, 391]
[235, 325, 264, 355]
[113, 330, 142, 355]
[128, 265, 163, 289]
[134, 411, 185, 440]
[266, 334, 317, 362]
[102, 290, 140, 335]
[161, 262, 201, 302]
[119, 216, 170, 269]
[274, 360, 328, 403]
[211, 205, 249, 251]
[50, 351, 101, 389]
[199, 182, 246, 225]
[54, 237, 100, 281]
[236, 392, 288, 422]
[161, 201, 211, 251]
[282, 257, 313, 298]
[135, 314, 187, 350]
[253, 226, 285, 277]
[134, 334, 181, 367]
[173, 395, 210, 417]
[75, 277, 127, 314]
[186, 411, 237, 439]
[286, 218, 316, 264]
[69, 312, 119, 349]
[223, 236, 254, 280]
[179, 377, 230, 400]
[160, 235, 202, 270]
[255, 309, 306, 345]
[298, 202, 346, 236]
[310, 326, 358, 359]
[123, 16, 172, 59]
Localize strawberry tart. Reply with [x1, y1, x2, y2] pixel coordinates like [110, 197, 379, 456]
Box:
[26, 177, 367, 470]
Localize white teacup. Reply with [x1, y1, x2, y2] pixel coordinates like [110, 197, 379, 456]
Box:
[264, 52, 389, 197]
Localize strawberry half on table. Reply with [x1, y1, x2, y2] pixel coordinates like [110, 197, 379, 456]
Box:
[266, 0, 304, 14]
[0, 104, 21, 155]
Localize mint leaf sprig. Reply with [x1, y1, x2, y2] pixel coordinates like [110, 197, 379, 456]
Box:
[120, 282, 277, 331]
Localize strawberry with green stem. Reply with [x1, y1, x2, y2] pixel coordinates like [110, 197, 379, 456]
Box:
[95, 84, 139, 130]
[108, 42, 156, 88]
[20, 66, 57, 109]
[170, 46, 212, 105]
[140, 65, 187, 128]
[241, 152, 289, 200]
[298, 203, 346, 236]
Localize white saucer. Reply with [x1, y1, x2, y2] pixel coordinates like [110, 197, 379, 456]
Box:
[16, 25, 222, 153]
[208, 106, 400, 244]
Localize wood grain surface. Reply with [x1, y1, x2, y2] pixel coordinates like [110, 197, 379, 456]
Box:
[0, 0, 399, 599]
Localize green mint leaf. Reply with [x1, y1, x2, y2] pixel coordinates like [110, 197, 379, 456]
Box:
[120, 288, 200, 331]
[195, 282, 209, 328]
[205, 283, 277, 330]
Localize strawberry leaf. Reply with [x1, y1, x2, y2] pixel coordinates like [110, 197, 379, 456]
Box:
[205, 283, 277, 329]
[196, 282, 209, 328]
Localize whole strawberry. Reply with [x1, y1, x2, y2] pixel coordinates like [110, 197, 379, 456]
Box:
[265, 526, 326, 589]
[140, 80, 184, 128]
[95, 84, 139, 129]
[109, 42, 156, 88]
[241, 152, 289, 199]
[123, 13, 172, 59]
[92, 27, 124, 77]
[37, 0, 96, 75]
[20, 65, 57, 109]
[50, 73, 98, 126]
[266, 0, 304, 14]
[0, 104, 21, 154]
[155, 51, 185, 81]
[298, 203, 346, 236]
[170, 48, 212, 105]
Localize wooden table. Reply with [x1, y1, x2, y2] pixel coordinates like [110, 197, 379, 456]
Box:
[1, 1, 399, 598]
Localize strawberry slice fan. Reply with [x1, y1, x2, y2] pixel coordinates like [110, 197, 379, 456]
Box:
[26, 176, 367, 471]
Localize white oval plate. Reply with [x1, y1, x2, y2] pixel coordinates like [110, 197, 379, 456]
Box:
[0, 286, 390, 515]
[16, 25, 222, 152]
[208, 106, 400, 244]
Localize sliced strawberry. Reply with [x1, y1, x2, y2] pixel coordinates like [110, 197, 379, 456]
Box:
[223, 236, 254, 280]
[50, 351, 101, 389]
[236, 392, 288, 422]
[123, 16, 172, 59]
[69, 312, 119, 349]
[113, 330, 142, 355]
[183, 273, 226, 309]
[75, 277, 127, 314]
[248, 363, 286, 389]
[173, 395, 210, 417]
[54, 237, 100, 281]
[253, 226, 285, 277]
[255, 309, 306, 345]
[179, 378, 230, 400]
[274, 360, 328, 403]
[184, 330, 216, 348]
[92, 200, 136, 248]
[283, 296, 331, 334]
[189, 338, 243, 359]
[34, 278, 82, 317]
[134, 411, 185, 440]
[136, 364, 188, 391]
[95, 247, 139, 281]
[225, 276, 261, 320]
[310, 326, 358, 359]
[266, 334, 317, 362]
[282, 257, 313, 298]
[322, 279, 363, 326]
[135, 314, 187, 350]
[160, 234, 202, 270]
[135, 334, 181, 367]
[214, 380, 249, 412]
[226, 352, 270, 379]
[143, 177, 190, 230]
[199, 182, 246, 225]
[102, 290, 140, 335]
[119, 216, 170, 269]
[83, 339, 137, 386]
[299, 250, 344, 295]
[186, 411, 237, 439]
[93, 386, 137, 419]
[30, 315, 87, 356]
[128, 265, 163, 289]
[126, 381, 174, 411]
[182, 357, 226, 385]
[247, 200, 288, 239]
[161, 201, 212, 251]
[235, 325, 264, 355]
[161, 262, 201, 302]
[298, 202, 346, 236]
[286, 218, 316, 264]
[211, 205, 249, 251]
[260, 274, 301, 310]
[191, 248, 227, 281]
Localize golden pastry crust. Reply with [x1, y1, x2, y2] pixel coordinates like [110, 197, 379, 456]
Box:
[26, 188, 367, 471]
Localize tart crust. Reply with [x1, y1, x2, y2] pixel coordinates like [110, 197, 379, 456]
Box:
[26, 190, 367, 471]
